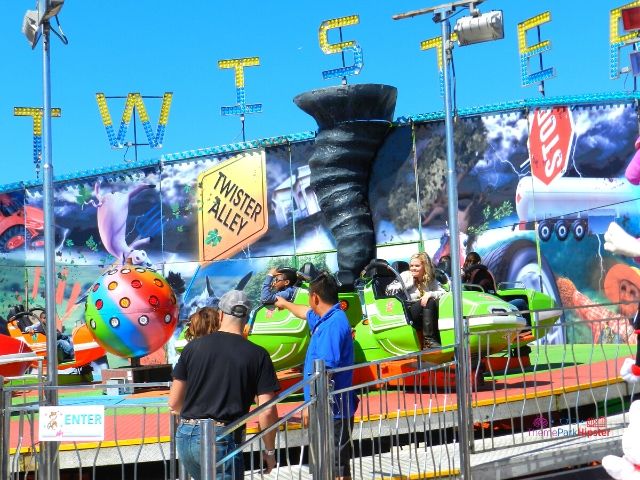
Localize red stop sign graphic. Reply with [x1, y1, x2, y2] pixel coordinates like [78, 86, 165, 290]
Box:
[528, 106, 575, 186]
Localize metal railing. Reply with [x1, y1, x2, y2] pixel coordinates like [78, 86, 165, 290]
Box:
[465, 303, 635, 456]
[198, 367, 320, 480]
[330, 352, 460, 479]
[195, 350, 460, 480]
[1, 299, 638, 479]
[1, 377, 174, 480]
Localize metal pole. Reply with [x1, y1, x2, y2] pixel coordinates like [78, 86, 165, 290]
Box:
[200, 418, 215, 480]
[536, 25, 546, 97]
[311, 359, 332, 480]
[0, 378, 9, 480]
[440, 14, 472, 479]
[308, 367, 319, 479]
[41, 17, 60, 480]
[169, 414, 178, 480]
[2, 389, 10, 480]
[133, 105, 139, 162]
[339, 27, 347, 85]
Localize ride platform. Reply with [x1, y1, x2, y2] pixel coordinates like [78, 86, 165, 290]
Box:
[4, 344, 633, 478]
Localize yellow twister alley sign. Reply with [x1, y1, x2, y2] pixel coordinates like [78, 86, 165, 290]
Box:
[197, 149, 269, 262]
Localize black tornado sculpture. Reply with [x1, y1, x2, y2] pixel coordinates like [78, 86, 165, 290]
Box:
[294, 84, 397, 281]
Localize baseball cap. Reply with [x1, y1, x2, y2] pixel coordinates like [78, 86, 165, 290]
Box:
[218, 290, 252, 319]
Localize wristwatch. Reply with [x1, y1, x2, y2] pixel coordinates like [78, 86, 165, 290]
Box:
[264, 449, 276, 456]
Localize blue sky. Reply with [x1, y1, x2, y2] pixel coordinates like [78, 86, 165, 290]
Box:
[0, 0, 631, 186]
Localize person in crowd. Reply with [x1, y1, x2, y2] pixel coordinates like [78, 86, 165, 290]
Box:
[261, 267, 298, 304]
[7, 304, 29, 333]
[386, 252, 445, 349]
[0, 315, 8, 336]
[183, 306, 221, 342]
[462, 253, 530, 319]
[169, 290, 279, 480]
[461, 252, 497, 294]
[435, 254, 452, 287]
[9, 307, 74, 363]
[275, 272, 358, 480]
[436, 255, 452, 278]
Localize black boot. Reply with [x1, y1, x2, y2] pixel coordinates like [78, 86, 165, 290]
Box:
[422, 304, 441, 349]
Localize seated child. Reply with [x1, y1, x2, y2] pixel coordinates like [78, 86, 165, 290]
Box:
[12, 308, 74, 363]
[260, 267, 298, 304]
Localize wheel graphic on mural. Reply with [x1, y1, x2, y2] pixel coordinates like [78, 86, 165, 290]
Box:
[538, 220, 553, 242]
[554, 220, 570, 241]
[571, 219, 587, 241]
[0, 225, 29, 252]
[483, 239, 564, 343]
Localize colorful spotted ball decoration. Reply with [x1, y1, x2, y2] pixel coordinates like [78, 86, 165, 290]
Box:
[85, 265, 178, 358]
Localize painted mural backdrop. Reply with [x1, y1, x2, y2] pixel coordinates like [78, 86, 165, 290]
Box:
[1, 97, 639, 363]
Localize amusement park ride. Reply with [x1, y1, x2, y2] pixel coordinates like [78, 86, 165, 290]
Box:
[5, 3, 640, 480]
[0, 257, 560, 383]
[0, 263, 179, 378]
[0, 0, 564, 385]
[0, 306, 106, 377]
[3, 0, 628, 395]
[170, 259, 560, 382]
[247, 261, 559, 376]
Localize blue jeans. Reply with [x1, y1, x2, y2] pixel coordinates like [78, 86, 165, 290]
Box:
[176, 422, 243, 480]
[57, 337, 74, 361]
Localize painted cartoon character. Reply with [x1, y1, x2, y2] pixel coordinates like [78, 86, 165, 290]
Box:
[603, 137, 640, 382]
[602, 400, 640, 480]
[87, 182, 155, 265]
[625, 136, 640, 186]
[604, 263, 640, 480]
[605, 136, 640, 259]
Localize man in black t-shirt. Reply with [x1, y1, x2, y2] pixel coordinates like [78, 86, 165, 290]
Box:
[169, 290, 279, 480]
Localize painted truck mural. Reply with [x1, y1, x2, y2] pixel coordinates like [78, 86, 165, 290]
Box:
[1, 93, 638, 365]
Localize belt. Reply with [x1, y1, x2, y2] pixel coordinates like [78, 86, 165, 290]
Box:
[181, 418, 228, 427]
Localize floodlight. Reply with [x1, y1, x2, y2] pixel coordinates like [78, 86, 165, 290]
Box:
[22, 10, 41, 48]
[622, 6, 640, 31]
[454, 10, 504, 46]
[630, 51, 640, 76]
[37, 0, 65, 24]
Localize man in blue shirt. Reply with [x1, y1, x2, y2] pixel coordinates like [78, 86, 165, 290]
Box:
[275, 271, 357, 479]
[260, 267, 298, 304]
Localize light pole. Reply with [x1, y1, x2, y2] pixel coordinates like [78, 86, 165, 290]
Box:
[438, 11, 473, 478]
[22, 2, 66, 479]
[393, 2, 504, 478]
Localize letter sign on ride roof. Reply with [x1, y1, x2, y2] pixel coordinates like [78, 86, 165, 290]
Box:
[197, 150, 269, 262]
[528, 106, 575, 186]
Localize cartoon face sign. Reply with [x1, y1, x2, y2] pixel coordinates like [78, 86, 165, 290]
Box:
[46, 410, 58, 430]
[619, 279, 640, 318]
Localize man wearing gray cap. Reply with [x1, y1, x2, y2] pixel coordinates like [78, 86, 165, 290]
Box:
[169, 289, 279, 480]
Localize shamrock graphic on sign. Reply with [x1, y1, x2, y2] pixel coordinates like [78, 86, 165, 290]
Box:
[205, 229, 222, 247]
